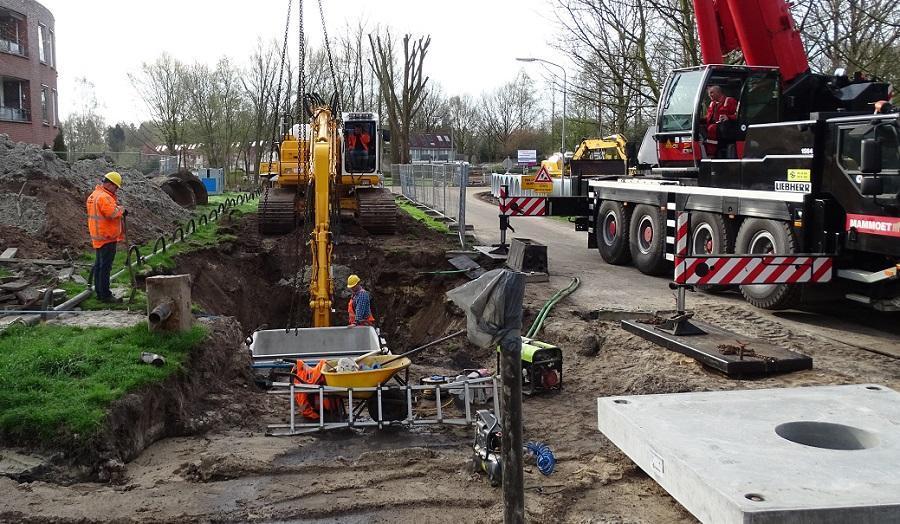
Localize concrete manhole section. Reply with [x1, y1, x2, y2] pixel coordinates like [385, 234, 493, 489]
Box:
[597, 384, 900, 524]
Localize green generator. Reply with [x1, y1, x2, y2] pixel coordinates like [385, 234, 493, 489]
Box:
[496, 337, 563, 395]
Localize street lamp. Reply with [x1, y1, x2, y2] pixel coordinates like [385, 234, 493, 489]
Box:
[516, 57, 567, 154]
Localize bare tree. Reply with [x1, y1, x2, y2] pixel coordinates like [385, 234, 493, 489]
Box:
[369, 29, 432, 163]
[130, 53, 188, 162]
[241, 39, 280, 171]
[448, 94, 479, 161]
[412, 84, 450, 132]
[479, 71, 541, 156]
[184, 58, 246, 169]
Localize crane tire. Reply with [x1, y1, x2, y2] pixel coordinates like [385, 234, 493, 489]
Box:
[735, 218, 801, 310]
[629, 204, 670, 275]
[691, 212, 733, 294]
[596, 201, 632, 265]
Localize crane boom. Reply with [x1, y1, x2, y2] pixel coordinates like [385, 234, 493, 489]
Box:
[692, 0, 809, 84]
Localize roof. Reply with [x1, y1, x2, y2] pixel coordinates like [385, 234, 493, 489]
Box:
[409, 133, 454, 149]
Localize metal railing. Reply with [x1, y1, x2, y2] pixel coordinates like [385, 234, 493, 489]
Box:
[391, 163, 469, 247]
[0, 38, 26, 57]
[0, 106, 29, 122]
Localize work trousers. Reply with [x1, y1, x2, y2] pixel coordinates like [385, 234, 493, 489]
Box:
[93, 242, 117, 300]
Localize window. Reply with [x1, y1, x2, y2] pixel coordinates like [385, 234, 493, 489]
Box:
[38, 24, 46, 63]
[839, 124, 900, 173]
[48, 29, 55, 67]
[739, 74, 780, 125]
[0, 8, 27, 57]
[0, 77, 30, 122]
[40, 85, 49, 123]
[344, 120, 377, 173]
[659, 70, 705, 133]
[52, 89, 58, 126]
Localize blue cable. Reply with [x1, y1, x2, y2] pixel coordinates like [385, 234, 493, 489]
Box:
[525, 441, 556, 476]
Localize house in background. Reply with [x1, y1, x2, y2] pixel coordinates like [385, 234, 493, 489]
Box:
[0, 0, 58, 145]
[409, 133, 456, 162]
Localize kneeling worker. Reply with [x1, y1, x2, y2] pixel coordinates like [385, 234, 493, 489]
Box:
[86, 172, 127, 303]
[347, 274, 375, 327]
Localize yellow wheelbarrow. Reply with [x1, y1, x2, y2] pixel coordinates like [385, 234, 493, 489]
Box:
[321, 355, 412, 399]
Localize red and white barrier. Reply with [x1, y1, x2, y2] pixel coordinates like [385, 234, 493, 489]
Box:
[675, 255, 833, 285]
[500, 197, 546, 216]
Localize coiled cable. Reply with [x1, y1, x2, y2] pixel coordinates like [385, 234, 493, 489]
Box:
[525, 441, 556, 476]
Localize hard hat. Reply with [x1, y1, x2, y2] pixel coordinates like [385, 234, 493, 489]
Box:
[104, 171, 123, 188]
[347, 274, 361, 288]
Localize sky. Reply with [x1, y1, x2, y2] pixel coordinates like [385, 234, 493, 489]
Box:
[40, 0, 566, 125]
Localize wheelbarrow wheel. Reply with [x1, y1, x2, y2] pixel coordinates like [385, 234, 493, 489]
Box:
[367, 389, 408, 422]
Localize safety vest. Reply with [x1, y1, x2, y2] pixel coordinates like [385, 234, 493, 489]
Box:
[86, 185, 124, 249]
[348, 294, 375, 326]
[347, 133, 371, 151]
[292, 359, 341, 420]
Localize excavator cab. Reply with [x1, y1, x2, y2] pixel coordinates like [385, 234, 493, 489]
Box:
[654, 65, 782, 173]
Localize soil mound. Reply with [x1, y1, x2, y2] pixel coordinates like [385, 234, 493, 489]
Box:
[0, 135, 189, 255]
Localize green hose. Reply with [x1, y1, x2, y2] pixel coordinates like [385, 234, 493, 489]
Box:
[526, 277, 580, 338]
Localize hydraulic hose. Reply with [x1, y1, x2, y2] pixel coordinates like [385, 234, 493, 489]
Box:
[526, 277, 580, 339]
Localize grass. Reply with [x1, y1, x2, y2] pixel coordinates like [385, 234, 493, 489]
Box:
[0, 267, 11, 278]
[0, 323, 206, 442]
[60, 192, 255, 311]
[397, 199, 451, 234]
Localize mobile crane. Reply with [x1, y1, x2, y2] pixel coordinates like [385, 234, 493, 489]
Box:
[543, 0, 899, 310]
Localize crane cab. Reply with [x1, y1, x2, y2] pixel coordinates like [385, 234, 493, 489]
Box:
[341, 112, 385, 187]
[652, 65, 782, 173]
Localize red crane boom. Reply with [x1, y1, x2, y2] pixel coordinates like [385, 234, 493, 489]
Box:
[692, 0, 809, 84]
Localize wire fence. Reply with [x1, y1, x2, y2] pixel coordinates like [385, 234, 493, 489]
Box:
[390, 163, 469, 248]
[63, 151, 179, 176]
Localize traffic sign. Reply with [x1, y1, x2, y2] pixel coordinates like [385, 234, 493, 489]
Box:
[502, 157, 514, 171]
[523, 166, 553, 193]
[517, 149, 537, 164]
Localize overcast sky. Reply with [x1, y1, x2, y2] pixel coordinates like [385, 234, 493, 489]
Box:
[40, 0, 565, 125]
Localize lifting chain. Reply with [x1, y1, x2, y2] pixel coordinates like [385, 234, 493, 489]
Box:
[316, 0, 341, 114]
[287, 0, 309, 333]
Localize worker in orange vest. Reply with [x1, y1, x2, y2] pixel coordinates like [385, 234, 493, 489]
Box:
[347, 274, 375, 327]
[86, 172, 127, 303]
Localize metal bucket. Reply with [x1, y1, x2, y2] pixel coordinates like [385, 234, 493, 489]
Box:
[250, 326, 382, 364]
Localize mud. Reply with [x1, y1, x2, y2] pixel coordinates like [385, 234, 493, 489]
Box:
[1, 209, 898, 523]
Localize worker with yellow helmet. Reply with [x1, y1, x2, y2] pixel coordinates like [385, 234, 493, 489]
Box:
[86, 172, 127, 303]
[346, 274, 375, 327]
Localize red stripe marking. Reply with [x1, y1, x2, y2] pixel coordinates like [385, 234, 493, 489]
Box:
[765, 256, 797, 283]
[718, 256, 755, 285]
[811, 258, 833, 282]
[785, 257, 812, 284]
[742, 257, 770, 284]
[696, 258, 725, 285]
[683, 257, 710, 283]
[523, 198, 543, 216]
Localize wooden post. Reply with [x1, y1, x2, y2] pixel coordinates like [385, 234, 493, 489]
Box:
[146, 274, 192, 332]
[499, 271, 526, 524]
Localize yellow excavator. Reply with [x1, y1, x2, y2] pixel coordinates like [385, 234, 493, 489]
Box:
[258, 108, 397, 235]
[539, 134, 629, 177]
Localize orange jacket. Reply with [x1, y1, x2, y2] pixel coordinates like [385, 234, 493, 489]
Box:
[347, 132, 371, 152]
[348, 295, 375, 326]
[293, 359, 341, 420]
[86, 185, 124, 248]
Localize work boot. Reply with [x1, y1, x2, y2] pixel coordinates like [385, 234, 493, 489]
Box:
[99, 296, 123, 304]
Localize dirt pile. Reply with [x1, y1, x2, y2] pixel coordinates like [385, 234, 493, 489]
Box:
[0, 135, 189, 255]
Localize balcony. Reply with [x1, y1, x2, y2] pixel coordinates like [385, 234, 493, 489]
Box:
[0, 37, 26, 57]
[0, 106, 30, 122]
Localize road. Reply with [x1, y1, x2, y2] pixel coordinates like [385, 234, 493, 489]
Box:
[463, 186, 900, 357]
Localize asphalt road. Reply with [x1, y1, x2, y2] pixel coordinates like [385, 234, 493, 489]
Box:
[463, 186, 900, 356]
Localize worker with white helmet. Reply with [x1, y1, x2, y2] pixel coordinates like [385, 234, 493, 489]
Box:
[346, 274, 375, 327]
[86, 172, 127, 303]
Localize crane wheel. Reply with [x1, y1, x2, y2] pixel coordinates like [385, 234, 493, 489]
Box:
[596, 201, 632, 265]
[735, 218, 801, 310]
[629, 204, 670, 275]
[691, 212, 734, 294]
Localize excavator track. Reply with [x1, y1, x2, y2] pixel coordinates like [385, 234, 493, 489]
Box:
[258, 187, 299, 235]
[356, 188, 397, 234]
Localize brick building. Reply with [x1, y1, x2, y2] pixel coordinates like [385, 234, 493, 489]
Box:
[0, 0, 58, 146]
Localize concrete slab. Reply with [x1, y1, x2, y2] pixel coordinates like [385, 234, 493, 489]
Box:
[597, 385, 900, 524]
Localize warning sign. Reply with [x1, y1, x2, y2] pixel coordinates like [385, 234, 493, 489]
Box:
[523, 167, 553, 193]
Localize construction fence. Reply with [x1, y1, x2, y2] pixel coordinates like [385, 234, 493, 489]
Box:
[64, 151, 179, 176]
[390, 163, 469, 247]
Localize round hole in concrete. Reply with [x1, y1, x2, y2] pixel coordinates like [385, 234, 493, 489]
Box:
[613, 399, 629, 405]
[775, 421, 878, 451]
[866, 386, 882, 391]
[745, 493, 765, 502]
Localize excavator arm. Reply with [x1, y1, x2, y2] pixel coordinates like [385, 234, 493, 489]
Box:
[308, 105, 340, 327]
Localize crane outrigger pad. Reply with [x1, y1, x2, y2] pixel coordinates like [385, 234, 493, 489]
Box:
[621, 319, 812, 377]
